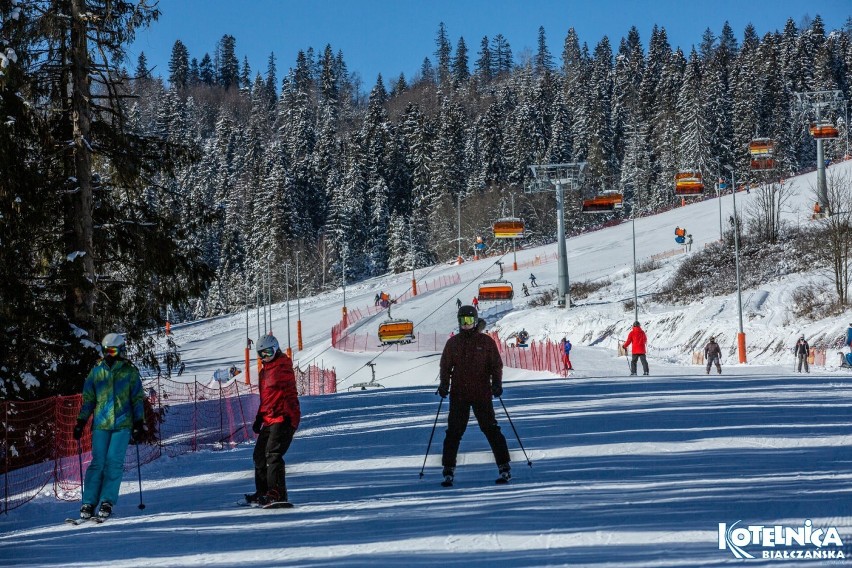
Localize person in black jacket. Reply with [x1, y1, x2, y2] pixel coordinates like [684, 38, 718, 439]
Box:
[704, 337, 722, 374]
[794, 335, 810, 373]
[437, 305, 510, 485]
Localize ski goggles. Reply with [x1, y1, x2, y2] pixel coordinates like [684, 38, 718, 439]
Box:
[458, 315, 477, 327]
[103, 346, 122, 357]
[257, 347, 275, 360]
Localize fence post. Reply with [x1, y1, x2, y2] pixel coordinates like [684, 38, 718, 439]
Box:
[193, 379, 198, 452]
[218, 382, 224, 444]
[3, 401, 8, 514]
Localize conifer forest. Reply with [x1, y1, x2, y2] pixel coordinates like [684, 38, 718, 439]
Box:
[1, 1, 851, 398]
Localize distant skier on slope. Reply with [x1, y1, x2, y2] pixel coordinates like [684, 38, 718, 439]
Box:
[623, 321, 649, 376]
[704, 336, 721, 374]
[794, 335, 810, 373]
[246, 334, 301, 507]
[561, 338, 573, 372]
[436, 306, 510, 487]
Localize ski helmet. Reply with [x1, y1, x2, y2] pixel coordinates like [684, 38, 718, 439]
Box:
[457, 305, 477, 319]
[256, 334, 280, 356]
[709, 336, 715, 342]
[633, 321, 641, 327]
[457, 305, 478, 329]
[101, 333, 126, 358]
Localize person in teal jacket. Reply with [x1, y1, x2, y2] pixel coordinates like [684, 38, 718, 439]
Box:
[73, 333, 145, 520]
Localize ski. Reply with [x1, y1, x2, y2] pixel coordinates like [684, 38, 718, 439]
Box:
[64, 516, 105, 525]
[261, 501, 294, 509]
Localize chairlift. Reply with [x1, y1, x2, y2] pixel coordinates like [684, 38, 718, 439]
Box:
[675, 170, 704, 197]
[581, 190, 624, 214]
[810, 122, 839, 139]
[492, 217, 526, 239]
[377, 304, 415, 345]
[477, 260, 514, 301]
[749, 138, 777, 170]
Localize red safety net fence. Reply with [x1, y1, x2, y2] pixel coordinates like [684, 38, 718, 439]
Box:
[1, 364, 335, 514]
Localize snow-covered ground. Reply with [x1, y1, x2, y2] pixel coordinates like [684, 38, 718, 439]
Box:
[2, 163, 851, 566]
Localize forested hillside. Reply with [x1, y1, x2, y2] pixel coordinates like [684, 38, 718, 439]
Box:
[1, 2, 850, 399]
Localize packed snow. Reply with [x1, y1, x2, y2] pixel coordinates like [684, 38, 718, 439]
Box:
[1, 164, 851, 566]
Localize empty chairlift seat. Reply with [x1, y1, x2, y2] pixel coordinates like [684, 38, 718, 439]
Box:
[492, 218, 526, 239]
[478, 280, 514, 301]
[378, 320, 415, 345]
[582, 191, 624, 214]
[749, 138, 776, 170]
[675, 170, 704, 196]
[810, 122, 839, 139]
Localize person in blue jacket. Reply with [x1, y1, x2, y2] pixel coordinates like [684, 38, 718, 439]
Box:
[73, 333, 145, 520]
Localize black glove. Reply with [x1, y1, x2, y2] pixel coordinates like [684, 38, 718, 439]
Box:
[252, 415, 263, 434]
[131, 420, 145, 442]
[436, 385, 449, 398]
[492, 384, 503, 398]
[73, 419, 86, 441]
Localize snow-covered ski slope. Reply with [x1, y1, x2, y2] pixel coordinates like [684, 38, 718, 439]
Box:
[1, 163, 851, 567]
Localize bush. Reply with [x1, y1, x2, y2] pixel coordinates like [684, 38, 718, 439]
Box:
[571, 278, 612, 300]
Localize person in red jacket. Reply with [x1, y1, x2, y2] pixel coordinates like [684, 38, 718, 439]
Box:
[246, 334, 301, 506]
[623, 321, 649, 376]
[437, 305, 510, 486]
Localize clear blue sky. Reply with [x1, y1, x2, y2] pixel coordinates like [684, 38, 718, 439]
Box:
[129, 0, 850, 89]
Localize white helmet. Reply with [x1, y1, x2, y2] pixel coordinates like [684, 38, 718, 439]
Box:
[102, 333, 126, 357]
[256, 334, 279, 355]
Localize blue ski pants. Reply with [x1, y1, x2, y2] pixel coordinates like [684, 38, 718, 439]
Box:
[82, 429, 131, 506]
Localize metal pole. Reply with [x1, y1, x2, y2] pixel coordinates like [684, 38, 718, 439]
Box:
[632, 217, 638, 323]
[726, 165, 747, 364]
[285, 262, 291, 358]
[555, 180, 570, 308]
[717, 161, 724, 241]
[342, 249, 347, 324]
[296, 252, 302, 351]
[511, 194, 518, 271]
[267, 256, 272, 334]
[456, 194, 462, 260]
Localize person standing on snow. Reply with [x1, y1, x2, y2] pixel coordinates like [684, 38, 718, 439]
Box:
[794, 335, 810, 373]
[522, 283, 530, 297]
[623, 321, 649, 376]
[561, 338, 573, 372]
[529, 273, 538, 287]
[472, 296, 479, 310]
[704, 336, 722, 374]
[456, 298, 462, 310]
[246, 334, 301, 506]
[73, 333, 145, 520]
[437, 305, 511, 486]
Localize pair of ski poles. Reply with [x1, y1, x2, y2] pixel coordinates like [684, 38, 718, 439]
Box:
[418, 394, 532, 478]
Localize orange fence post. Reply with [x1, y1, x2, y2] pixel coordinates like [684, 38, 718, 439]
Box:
[297, 320, 303, 351]
[737, 333, 747, 364]
[244, 346, 251, 385]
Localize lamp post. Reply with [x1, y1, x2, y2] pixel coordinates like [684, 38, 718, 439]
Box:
[456, 194, 462, 263]
[285, 262, 292, 359]
[725, 165, 747, 364]
[510, 193, 519, 271]
[409, 224, 417, 296]
[341, 248, 348, 327]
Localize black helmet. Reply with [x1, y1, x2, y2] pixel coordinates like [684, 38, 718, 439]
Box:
[458, 305, 477, 318]
[633, 321, 641, 327]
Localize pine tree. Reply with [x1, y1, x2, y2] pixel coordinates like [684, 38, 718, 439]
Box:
[452, 36, 470, 85]
[535, 26, 554, 74]
[435, 22, 452, 86]
[168, 40, 190, 89]
[475, 36, 493, 82]
[217, 35, 239, 89]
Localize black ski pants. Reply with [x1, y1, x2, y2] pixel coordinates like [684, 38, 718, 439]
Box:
[441, 398, 510, 469]
[253, 421, 295, 500]
[630, 353, 649, 375]
[706, 355, 721, 374]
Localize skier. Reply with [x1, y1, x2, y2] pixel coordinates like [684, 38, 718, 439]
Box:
[73, 333, 145, 520]
[561, 338, 573, 372]
[246, 334, 301, 506]
[472, 296, 479, 310]
[846, 323, 852, 349]
[456, 298, 462, 310]
[794, 335, 810, 373]
[623, 321, 649, 376]
[529, 273, 538, 287]
[436, 305, 511, 486]
[686, 234, 693, 252]
[704, 336, 722, 374]
[522, 283, 530, 297]
[374, 293, 380, 306]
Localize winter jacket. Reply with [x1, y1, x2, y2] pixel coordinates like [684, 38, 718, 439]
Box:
[623, 327, 648, 355]
[439, 328, 503, 402]
[78, 359, 144, 431]
[563, 340, 572, 355]
[258, 351, 301, 429]
[794, 340, 810, 357]
[704, 340, 721, 360]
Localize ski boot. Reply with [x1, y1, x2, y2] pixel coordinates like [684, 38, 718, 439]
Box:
[80, 503, 95, 519]
[97, 502, 113, 519]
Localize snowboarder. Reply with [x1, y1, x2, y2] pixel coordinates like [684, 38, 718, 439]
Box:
[436, 306, 510, 486]
[529, 273, 538, 287]
[704, 336, 722, 374]
[522, 283, 530, 297]
[623, 321, 649, 376]
[561, 338, 573, 372]
[794, 335, 810, 373]
[246, 334, 301, 506]
[73, 333, 145, 520]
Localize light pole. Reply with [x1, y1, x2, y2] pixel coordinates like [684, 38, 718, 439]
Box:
[510, 193, 518, 271]
[285, 262, 292, 359]
[341, 248, 348, 327]
[716, 159, 724, 242]
[725, 165, 747, 364]
[409, 224, 418, 296]
[456, 194, 462, 263]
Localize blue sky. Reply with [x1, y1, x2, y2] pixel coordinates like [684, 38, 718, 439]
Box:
[129, 0, 850, 89]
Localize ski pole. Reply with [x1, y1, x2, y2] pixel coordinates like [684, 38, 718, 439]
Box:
[135, 443, 146, 510]
[498, 396, 532, 468]
[418, 396, 444, 478]
[77, 440, 84, 495]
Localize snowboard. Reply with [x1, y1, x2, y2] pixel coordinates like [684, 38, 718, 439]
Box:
[262, 501, 294, 509]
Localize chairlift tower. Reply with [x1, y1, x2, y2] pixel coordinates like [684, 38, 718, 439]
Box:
[795, 90, 844, 212]
[526, 162, 587, 308]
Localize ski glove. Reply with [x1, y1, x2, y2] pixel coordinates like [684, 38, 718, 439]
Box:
[72, 419, 86, 441]
[252, 414, 264, 434]
[436, 385, 449, 398]
[491, 384, 503, 398]
[131, 420, 145, 442]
